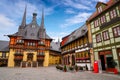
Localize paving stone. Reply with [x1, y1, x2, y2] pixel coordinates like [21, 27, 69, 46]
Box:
[0, 67, 120, 80]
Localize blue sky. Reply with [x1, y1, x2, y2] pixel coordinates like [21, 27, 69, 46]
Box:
[0, 0, 109, 42]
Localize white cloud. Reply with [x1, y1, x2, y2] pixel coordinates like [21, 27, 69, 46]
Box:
[0, 14, 17, 40]
[60, 12, 91, 28]
[94, 0, 109, 2]
[48, 31, 70, 42]
[65, 8, 76, 14]
[62, 0, 90, 10]
[0, 0, 54, 22]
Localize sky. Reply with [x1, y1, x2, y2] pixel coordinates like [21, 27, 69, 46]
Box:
[0, 0, 109, 42]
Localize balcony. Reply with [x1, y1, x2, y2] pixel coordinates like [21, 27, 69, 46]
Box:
[100, 17, 120, 29]
[37, 58, 44, 62]
[14, 58, 23, 61]
[14, 53, 23, 56]
[37, 53, 45, 57]
[76, 57, 90, 60]
[24, 46, 37, 50]
[0, 58, 8, 61]
[10, 45, 24, 49]
[14, 56, 23, 61]
[16, 40, 24, 44]
[38, 41, 45, 46]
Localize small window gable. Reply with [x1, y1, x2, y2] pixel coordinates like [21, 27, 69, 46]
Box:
[96, 2, 107, 13]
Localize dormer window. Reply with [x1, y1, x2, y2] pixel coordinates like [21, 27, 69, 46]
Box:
[32, 25, 35, 28]
[98, 6, 102, 13]
[16, 40, 24, 44]
[38, 41, 45, 45]
[31, 33, 34, 36]
[96, 2, 107, 13]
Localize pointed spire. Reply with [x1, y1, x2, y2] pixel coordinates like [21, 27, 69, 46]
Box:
[38, 7, 46, 39]
[40, 8, 44, 28]
[58, 38, 60, 43]
[21, 5, 27, 27]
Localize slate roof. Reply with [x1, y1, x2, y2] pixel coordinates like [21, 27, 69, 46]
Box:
[87, 0, 119, 22]
[50, 42, 61, 52]
[61, 24, 87, 47]
[22, 23, 40, 40]
[8, 7, 52, 40]
[0, 41, 9, 52]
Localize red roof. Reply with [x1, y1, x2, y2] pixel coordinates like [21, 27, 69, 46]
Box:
[61, 35, 69, 46]
[87, 0, 118, 22]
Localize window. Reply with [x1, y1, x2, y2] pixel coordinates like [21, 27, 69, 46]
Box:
[33, 43, 35, 46]
[102, 30, 109, 40]
[17, 40, 24, 43]
[110, 9, 117, 19]
[94, 19, 99, 27]
[39, 41, 44, 45]
[98, 6, 102, 13]
[2, 52, 6, 58]
[101, 15, 106, 24]
[28, 42, 30, 46]
[113, 26, 120, 37]
[32, 25, 35, 28]
[27, 42, 35, 46]
[31, 33, 34, 36]
[96, 34, 102, 43]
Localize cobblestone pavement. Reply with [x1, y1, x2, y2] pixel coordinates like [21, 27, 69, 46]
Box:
[0, 67, 120, 80]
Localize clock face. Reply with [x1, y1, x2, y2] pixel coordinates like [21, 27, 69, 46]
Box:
[32, 25, 35, 28]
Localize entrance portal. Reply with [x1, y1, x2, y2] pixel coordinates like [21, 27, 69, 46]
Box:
[27, 53, 33, 67]
[100, 55, 106, 70]
[27, 53, 33, 61]
[72, 55, 75, 66]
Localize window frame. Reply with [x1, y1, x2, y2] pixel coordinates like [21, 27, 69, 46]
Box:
[94, 19, 99, 28]
[98, 6, 102, 13]
[101, 15, 106, 24]
[96, 33, 102, 43]
[109, 9, 117, 19]
[112, 26, 120, 38]
[102, 30, 110, 41]
[2, 52, 6, 58]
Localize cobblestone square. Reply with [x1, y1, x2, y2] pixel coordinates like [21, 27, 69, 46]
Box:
[0, 67, 120, 80]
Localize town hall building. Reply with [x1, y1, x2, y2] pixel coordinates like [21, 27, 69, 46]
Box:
[0, 7, 61, 67]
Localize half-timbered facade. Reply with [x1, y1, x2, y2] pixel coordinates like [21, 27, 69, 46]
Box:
[86, 0, 120, 72]
[61, 24, 91, 70]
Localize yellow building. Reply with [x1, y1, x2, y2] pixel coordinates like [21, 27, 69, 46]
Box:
[49, 42, 61, 65]
[0, 41, 9, 66]
[0, 7, 61, 67]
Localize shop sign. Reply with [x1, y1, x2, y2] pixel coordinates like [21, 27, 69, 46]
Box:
[75, 47, 89, 52]
[106, 54, 112, 57]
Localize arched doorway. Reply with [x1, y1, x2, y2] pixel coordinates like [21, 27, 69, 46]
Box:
[27, 53, 33, 67]
[72, 55, 75, 66]
[68, 55, 70, 65]
[27, 53, 33, 61]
